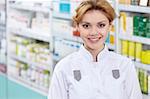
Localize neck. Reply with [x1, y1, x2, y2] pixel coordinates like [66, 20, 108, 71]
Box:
[85, 44, 105, 62]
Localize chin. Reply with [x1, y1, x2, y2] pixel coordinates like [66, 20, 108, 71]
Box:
[83, 38, 104, 49]
[85, 43, 102, 51]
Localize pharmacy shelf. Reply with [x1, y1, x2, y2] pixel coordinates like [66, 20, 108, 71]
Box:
[53, 33, 83, 43]
[9, 27, 51, 43]
[0, 20, 5, 25]
[0, 25, 5, 31]
[8, 74, 48, 96]
[119, 4, 150, 14]
[9, 4, 50, 13]
[134, 61, 150, 71]
[143, 94, 150, 99]
[119, 34, 150, 45]
[10, 54, 51, 71]
[52, 12, 72, 20]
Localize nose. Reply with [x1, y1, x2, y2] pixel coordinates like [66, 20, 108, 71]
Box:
[89, 26, 99, 36]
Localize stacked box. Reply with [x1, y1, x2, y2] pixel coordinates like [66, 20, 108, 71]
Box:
[133, 16, 140, 36]
[133, 15, 150, 38]
[138, 16, 148, 37]
[119, 0, 126, 4]
[59, 2, 70, 14]
[146, 18, 150, 38]
[131, 0, 139, 5]
[143, 70, 148, 94]
[138, 68, 148, 94]
[121, 40, 128, 57]
[139, 69, 144, 93]
[139, 0, 149, 6]
[120, 12, 127, 34]
[128, 41, 135, 60]
[148, 71, 150, 95]
[119, 0, 131, 4]
[148, 0, 150, 6]
[135, 42, 142, 62]
[141, 50, 150, 64]
[126, 15, 133, 36]
[110, 35, 115, 44]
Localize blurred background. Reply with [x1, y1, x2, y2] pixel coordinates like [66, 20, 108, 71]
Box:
[0, 0, 150, 99]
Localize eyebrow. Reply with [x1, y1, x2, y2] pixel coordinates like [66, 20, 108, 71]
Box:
[80, 20, 108, 24]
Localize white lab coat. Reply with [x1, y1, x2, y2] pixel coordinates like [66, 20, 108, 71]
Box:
[48, 45, 142, 99]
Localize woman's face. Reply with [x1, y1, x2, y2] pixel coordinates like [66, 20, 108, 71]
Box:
[77, 10, 112, 50]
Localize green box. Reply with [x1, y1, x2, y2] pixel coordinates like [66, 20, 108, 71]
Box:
[133, 16, 140, 36]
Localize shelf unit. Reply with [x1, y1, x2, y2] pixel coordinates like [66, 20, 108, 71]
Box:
[119, 34, 150, 45]
[117, 3, 150, 98]
[9, 4, 50, 13]
[10, 54, 51, 71]
[53, 33, 82, 43]
[119, 4, 150, 14]
[134, 61, 150, 71]
[116, 4, 150, 53]
[0, 20, 5, 25]
[0, 0, 6, 73]
[6, 1, 53, 97]
[9, 26, 51, 43]
[52, 12, 72, 20]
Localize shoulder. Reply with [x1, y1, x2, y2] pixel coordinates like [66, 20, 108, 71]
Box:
[107, 51, 134, 69]
[107, 51, 136, 78]
[108, 51, 130, 62]
[53, 52, 80, 74]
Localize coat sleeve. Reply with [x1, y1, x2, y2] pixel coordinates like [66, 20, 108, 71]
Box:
[125, 60, 143, 99]
[48, 69, 68, 99]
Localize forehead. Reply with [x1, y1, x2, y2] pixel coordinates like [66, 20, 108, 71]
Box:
[81, 10, 109, 23]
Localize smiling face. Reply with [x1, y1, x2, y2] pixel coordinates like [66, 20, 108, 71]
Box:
[77, 10, 112, 51]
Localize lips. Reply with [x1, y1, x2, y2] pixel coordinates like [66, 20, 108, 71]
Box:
[87, 36, 102, 43]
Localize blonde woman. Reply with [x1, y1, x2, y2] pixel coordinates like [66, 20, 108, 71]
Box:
[48, 0, 142, 99]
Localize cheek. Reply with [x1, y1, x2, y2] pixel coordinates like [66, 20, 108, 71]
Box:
[103, 32, 109, 38]
[100, 28, 110, 37]
[79, 30, 89, 37]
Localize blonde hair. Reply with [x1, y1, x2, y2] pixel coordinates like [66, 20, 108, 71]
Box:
[73, 0, 116, 26]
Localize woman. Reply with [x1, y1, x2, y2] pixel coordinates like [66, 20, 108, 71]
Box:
[48, 0, 142, 99]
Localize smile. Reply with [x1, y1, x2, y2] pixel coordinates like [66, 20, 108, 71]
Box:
[87, 37, 102, 43]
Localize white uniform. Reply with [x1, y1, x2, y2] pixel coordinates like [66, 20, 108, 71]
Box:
[48, 45, 142, 99]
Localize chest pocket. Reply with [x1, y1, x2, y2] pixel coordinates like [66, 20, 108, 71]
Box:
[103, 74, 126, 99]
[68, 75, 91, 99]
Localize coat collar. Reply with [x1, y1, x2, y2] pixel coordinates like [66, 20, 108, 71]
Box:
[78, 44, 109, 62]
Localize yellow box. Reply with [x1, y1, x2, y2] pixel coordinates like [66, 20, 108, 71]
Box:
[121, 40, 128, 57]
[135, 43, 142, 62]
[128, 41, 135, 60]
[110, 35, 115, 44]
[143, 71, 148, 94]
[145, 51, 150, 64]
[141, 51, 150, 64]
[120, 12, 127, 33]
